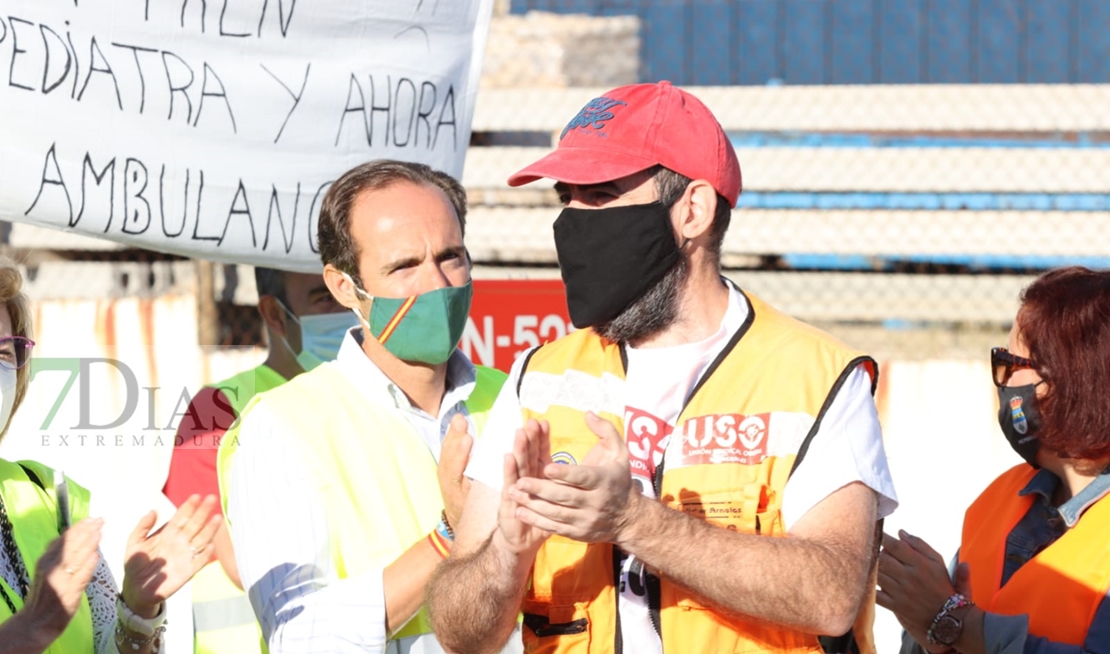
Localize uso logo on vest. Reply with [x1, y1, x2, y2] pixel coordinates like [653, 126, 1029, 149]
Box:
[675, 413, 770, 466]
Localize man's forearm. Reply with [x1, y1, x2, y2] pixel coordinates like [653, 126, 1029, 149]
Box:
[619, 488, 877, 635]
[384, 536, 446, 636]
[429, 531, 532, 654]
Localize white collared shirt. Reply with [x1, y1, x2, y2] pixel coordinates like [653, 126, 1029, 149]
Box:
[227, 328, 476, 654]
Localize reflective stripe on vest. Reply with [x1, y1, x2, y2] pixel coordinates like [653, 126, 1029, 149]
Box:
[217, 360, 507, 645]
[192, 560, 265, 654]
[961, 464, 1110, 645]
[518, 289, 877, 654]
[194, 364, 284, 654]
[0, 460, 95, 654]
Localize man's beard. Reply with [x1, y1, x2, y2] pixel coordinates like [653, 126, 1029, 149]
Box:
[595, 254, 689, 344]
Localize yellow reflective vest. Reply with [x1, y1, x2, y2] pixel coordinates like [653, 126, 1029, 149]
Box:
[191, 365, 286, 654]
[516, 290, 879, 654]
[217, 360, 506, 647]
[0, 459, 94, 654]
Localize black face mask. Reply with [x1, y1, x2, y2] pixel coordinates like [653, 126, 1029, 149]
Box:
[553, 201, 681, 329]
[997, 384, 1043, 468]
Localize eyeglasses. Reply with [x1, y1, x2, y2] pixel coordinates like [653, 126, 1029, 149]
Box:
[991, 346, 1036, 387]
[0, 336, 35, 371]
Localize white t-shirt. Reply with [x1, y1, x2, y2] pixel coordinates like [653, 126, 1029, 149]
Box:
[466, 284, 898, 651]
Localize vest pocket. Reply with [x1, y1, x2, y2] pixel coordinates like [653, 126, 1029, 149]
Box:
[666, 592, 822, 654]
[661, 457, 789, 536]
[663, 483, 783, 537]
[520, 600, 591, 653]
[522, 613, 587, 637]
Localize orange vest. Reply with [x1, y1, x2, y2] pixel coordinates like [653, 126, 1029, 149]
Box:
[961, 465, 1110, 645]
[517, 290, 878, 654]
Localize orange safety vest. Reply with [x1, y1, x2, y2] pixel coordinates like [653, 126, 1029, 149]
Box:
[961, 464, 1110, 646]
[517, 289, 878, 654]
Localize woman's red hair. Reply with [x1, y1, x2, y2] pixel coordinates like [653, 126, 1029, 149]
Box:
[1018, 266, 1110, 462]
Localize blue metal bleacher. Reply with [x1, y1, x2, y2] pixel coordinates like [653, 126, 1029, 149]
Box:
[511, 0, 1110, 86]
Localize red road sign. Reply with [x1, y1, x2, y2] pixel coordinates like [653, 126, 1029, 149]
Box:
[463, 280, 572, 372]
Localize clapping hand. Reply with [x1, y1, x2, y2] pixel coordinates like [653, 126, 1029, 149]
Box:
[120, 494, 221, 618]
[877, 530, 967, 654]
[496, 418, 553, 555]
[21, 518, 103, 641]
[438, 414, 473, 530]
[510, 412, 639, 545]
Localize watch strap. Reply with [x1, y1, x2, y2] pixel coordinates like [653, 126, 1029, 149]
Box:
[927, 593, 973, 647]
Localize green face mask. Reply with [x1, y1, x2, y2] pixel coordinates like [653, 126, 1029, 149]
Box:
[346, 275, 473, 365]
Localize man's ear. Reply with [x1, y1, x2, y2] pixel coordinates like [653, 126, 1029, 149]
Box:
[257, 296, 288, 337]
[323, 264, 363, 311]
[675, 180, 718, 244]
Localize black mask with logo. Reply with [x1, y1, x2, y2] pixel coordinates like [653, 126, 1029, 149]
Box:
[996, 384, 1043, 468]
[553, 201, 681, 328]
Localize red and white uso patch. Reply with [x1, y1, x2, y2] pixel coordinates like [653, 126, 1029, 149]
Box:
[675, 413, 770, 466]
[623, 407, 671, 479]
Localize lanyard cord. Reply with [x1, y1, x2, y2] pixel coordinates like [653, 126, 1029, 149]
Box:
[0, 582, 14, 614]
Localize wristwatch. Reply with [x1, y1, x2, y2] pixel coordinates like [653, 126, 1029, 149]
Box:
[927, 594, 973, 647]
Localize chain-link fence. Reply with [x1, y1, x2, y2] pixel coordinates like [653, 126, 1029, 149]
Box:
[0, 226, 267, 349]
[6, 2, 1108, 363]
[7, 97, 1110, 362]
[471, 0, 1110, 361]
[466, 81, 1110, 360]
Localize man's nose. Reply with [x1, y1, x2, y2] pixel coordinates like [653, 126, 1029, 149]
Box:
[566, 186, 591, 209]
[415, 261, 451, 292]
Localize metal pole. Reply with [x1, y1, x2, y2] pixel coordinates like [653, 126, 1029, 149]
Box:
[195, 259, 219, 346]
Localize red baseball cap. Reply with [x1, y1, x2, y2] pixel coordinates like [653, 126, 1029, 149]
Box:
[507, 81, 742, 207]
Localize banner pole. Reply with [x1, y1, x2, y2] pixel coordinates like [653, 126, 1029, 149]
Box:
[195, 260, 219, 347]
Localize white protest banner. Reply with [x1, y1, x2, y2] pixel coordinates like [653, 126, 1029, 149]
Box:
[0, 0, 494, 272]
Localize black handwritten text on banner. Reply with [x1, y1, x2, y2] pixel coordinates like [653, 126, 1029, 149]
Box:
[0, 0, 494, 271]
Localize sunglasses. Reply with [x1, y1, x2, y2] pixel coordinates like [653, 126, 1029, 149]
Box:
[0, 336, 35, 371]
[991, 346, 1037, 387]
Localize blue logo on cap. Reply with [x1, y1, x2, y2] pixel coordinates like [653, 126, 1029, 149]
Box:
[561, 97, 627, 140]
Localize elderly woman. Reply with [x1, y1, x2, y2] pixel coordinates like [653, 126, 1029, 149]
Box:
[879, 266, 1110, 654]
[0, 260, 220, 653]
